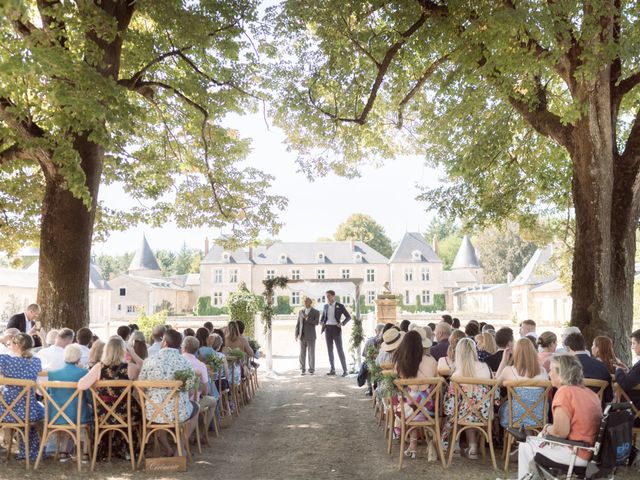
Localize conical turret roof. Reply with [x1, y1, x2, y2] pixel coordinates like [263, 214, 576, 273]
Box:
[129, 234, 161, 272]
[452, 235, 481, 269]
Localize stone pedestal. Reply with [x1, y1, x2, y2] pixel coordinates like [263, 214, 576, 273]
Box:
[375, 294, 398, 324]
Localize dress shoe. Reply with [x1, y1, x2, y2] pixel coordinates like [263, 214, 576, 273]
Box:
[300, 371, 306, 375]
[341, 372, 348, 377]
[326, 371, 336, 376]
[309, 370, 315, 375]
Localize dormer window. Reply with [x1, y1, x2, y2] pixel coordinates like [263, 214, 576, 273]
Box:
[353, 252, 363, 263]
[411, 250, 422, 262]
[222, 252, 231, 263]
[278, 253, 287, 264]
[316, 252, 325, 263]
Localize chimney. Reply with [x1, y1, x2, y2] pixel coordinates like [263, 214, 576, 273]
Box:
[351, 239, 356, 251]
[432, 234, 438, 254]
[204, 236, 210, 256]
[507, 272, 514, 284]
[248, 246, 254, 262]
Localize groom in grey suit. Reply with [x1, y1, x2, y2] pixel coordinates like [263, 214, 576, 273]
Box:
[295, 297, 320, 375]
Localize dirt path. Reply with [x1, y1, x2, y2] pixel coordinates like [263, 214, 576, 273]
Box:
[1, 362, 638, 479]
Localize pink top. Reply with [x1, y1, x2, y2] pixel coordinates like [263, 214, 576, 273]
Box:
[182, 352, 208, 401]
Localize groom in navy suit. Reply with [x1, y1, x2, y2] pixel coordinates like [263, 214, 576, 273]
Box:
[321, 290, 351, 376]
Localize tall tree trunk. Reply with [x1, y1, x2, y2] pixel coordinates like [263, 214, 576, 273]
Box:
[569, 72, 634, 364]
[37, 134, 103, 331]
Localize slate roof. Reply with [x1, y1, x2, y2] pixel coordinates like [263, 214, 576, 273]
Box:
[452, 235, 481, 269]
[202, 241, 388, 265]
[443, 269, 478, 288]
[389, 232, 442, 263]
[114, 274, 191, 292]
[128, 234, 161, 272]
[4, 261, 111, 290]
[510, 244, 556, 287]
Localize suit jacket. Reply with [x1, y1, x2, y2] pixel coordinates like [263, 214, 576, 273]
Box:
[576, 353, 614, 403]
[615, 359, 640, 410]
[295, 308, 319, 342]
[320, 302, 351, 333]
[7, 313, 42, 348]
[430, 339, 449, 361]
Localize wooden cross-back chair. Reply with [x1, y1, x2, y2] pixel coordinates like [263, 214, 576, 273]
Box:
[226, 358, 244, 415]
[394, 377, 446, 469]
[448, 377, 500, 469]
[614, 383, 640, 444]
[133, 380, 189, 468]
[89, 380, 137, 471]
[378, 369, 397, 453]
[502, 379, 553, 471]
[35, 381, 91, 472]
[0, 378, 40, 470]
[583, 378, 609, 402]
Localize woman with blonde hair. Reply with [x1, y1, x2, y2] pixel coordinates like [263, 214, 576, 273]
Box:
[442, 338, 493, 459]
[496, 338, 548, 430]
[87, 339, 105, 368]
[475, 332, 497, 362]
[537, 331, 557, 372]
[437, 329, 466, 376]
[78, 336, 143, 460]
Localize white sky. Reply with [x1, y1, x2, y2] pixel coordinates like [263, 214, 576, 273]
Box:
[93, 112, 443, 255]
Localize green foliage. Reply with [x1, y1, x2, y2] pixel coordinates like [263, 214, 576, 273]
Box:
[196, 296, 227, 316]
[378, 372, 400, 398]
[248, 338, 261, 352]
[358, 294, 374, 314]
[365, 344, 382, 384]
[438, 234, 462, 270]
[334, 213, 393, 258]
[474, 226, 538, 284]
[226, 282, 260, 335]
[432, 294, 446, 312]
[0, 0, 287, 255]
[261, 276, 289, 332]
[396, 293, 445, 313]
[203, 352, 224, 378]
[424, 218, 459, 243]
[226, 348, 247, 362]
[274, 295, 293, 315]
[95, 252, 133, 280]
[349, 316, 364, 353]
[137, 308, 168, 341]
[174, 369, 198, 393]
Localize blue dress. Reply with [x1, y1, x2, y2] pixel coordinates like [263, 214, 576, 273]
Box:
[0, 354, 45, 460]
[47, 363, 93, 425]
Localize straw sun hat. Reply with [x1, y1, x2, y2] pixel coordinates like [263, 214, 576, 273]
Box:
[381, 328, 405, 352]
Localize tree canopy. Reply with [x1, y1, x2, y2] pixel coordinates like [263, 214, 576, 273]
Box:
[268, 0, 640, 361]
[474, 226, 538, 284]
[334, 213, 393, 257]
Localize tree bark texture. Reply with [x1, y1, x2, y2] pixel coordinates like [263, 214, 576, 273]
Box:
[37, 135, 103, 331]
[569, 69, 636, 364]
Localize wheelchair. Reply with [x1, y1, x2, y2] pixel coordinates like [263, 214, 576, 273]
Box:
[520, 402, 634, 480]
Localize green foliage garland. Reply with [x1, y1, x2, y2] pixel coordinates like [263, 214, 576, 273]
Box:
[226, 282, 261, 336]
[174, 369, 198, 393]
[261, 276, 289, 333]
[349, 316, 364, 354]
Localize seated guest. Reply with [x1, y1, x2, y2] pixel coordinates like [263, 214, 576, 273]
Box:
[519, 319, 538, 341]
[87, 339, 105, 368]
[376, 327, 404, 366]
[0, 333, 45, 461]
[591, 335, 622, 375]
[465, 321, 480, 338]
[614, 329, 640, 424]
[485, 327, 514, 372]
[427, 322, 437, 336]
[137, 329, 198, 457]
[0, 328, 21, 355]
[212, 328, 226, 349]
[182, 336, 216, 422]
[537, 331, 557, 372]
[183, 328, 195, 338]
[362, 323, 385, 357]
[147, 325, 166, 357]
[75, 327, 93, 368]
[78, 336, 142, 459]
[555, 326, 580, 354]
[475, 332, 496, 363]
[210, 333, 230, 392]
[482, 323, 495, 335]
[203, 321, 214, 334]
[452, 317, 461, 329]
[37, 328, 74, 371]
[437, 329, 466, 376]
[517, 355, 602, 479]
[224, 321, 254, 359]
[564, 332, 613, 403]
[496, 338, 548, 429]
[47, 344, 93, 462]
[442, 338, 493, 459]
[393, 330, 437, 459]
[130, 330, 148, 360]
[441, 314, 453, 326]
[430, 322, 452, 361]
[116, 325, 131, 342]
[195, 327, 216, 360]
[399, 319, 411, 332]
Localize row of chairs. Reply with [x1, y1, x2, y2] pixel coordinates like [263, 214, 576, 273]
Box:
[372, 365, 640, 471]
[0, 365, 260, 472]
